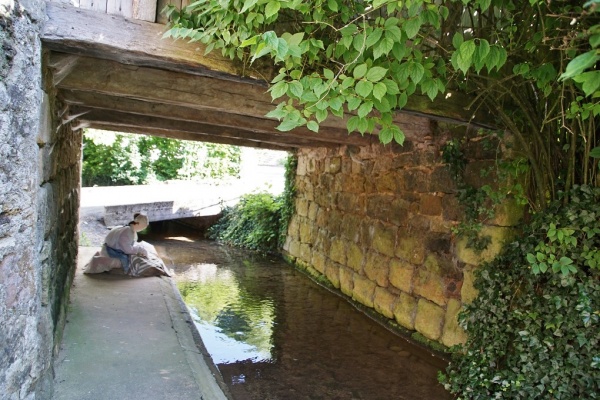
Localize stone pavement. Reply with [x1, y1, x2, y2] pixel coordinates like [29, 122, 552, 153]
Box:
[53, 247, 230, 400]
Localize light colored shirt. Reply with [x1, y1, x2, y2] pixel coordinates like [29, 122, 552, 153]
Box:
[104, 225, 148, 256]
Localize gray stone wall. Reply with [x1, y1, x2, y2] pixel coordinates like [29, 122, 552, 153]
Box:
[283, 120, 519, 347]
[1, 1, 81, 398]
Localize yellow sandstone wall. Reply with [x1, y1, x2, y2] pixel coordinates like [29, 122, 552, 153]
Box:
[283, 121, 521, 347]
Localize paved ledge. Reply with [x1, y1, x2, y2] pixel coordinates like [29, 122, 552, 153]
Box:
[53, 247, 230, 400]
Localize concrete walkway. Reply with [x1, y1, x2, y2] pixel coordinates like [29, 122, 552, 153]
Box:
[53, 247, 230, 400]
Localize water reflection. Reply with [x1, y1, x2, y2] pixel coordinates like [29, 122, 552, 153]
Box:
[178, 263, 274, 364]
[150, 233, 451, 400]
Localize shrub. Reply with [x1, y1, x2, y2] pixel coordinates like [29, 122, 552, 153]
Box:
[441, 186, 600, 399]
[208, 192, 283, 254]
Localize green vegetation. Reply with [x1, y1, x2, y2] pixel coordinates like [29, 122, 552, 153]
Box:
[81, 129, 241, 186]
[164, 0, 599, 209]
[440, 186, 600, 399]
[208, 154, 296, 254]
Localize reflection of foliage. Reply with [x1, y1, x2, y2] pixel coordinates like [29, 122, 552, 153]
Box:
[279, 154, 297, 247]
[441, 186, 600, 399]
[177, 269, 275, 355]
[81, 129, 241, 186]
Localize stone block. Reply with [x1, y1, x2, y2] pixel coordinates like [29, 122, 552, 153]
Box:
[455, 226, 515, 265]
[414, 299, 444, 341]
[339, 267, 354, 297]
[392, 292, 417, 330]
[329, 238, 346, 265]
[311, 251, 327, 274]
[299, 243, 312, 263]
[374, 287, 396, 319]
[413, 257, 447, 307]
[327, 157, 342, 173]
[425, 232, 452, 256]
[464, 160, 496, 188]
[389, 258, 414, 293]
[288, 215, 300, 238]
[420, 194, 443, 216]
[404, 169, 430, 193]
[325, 262, 341, 289]
[366, 194, 394, 222]
[441, 299, 468, 347]
[299, 221, 313, 244]
[461, 265, 478, 304]
[375, 173, 397, 192]
[296, 198, 309, 217]
[308, 202, 319, 221]
[337, 192, 362, 213]
[395, 231, 425, 265]
[341, 214, 362, 242]
[441, 194, 462, 222]
[371, 223, 397, 258]
[352, 274, 376, 308]
[389, 199, 410, 227]
[409, 214, 431, 230]
[365, 251, 390, 287]
[347, 242, 364, 272]
[288, 239, 301, 258]
[429, 166, 456, 193]
[327, 210, 343, 233]
[343, 174, 365, 193]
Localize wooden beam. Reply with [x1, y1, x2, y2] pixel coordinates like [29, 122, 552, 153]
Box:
[71, 107, 337, 148]
[88, 123, 296, 151]
[59, 89, 375, 146]
[46, 53, 80, 86]
[42, 2, 268, 82]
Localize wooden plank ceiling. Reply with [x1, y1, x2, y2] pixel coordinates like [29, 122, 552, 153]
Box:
[42, 2, 487, 151]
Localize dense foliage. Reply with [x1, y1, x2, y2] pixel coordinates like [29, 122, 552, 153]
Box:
[165, 0, 599, 208]
[441, 185, 600, 399]
[208, 154, 296, 254]
[81, 129, 241, 186]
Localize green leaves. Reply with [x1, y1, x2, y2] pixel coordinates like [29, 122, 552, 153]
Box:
[456, 40, 476, 74]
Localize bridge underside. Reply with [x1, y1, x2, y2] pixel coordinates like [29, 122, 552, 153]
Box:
[42, 2, 489, 151]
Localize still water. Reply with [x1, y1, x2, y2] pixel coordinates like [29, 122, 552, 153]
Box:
[150, 233, 451, 400]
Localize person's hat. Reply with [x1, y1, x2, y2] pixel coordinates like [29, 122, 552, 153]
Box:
[133, 213, 149, 232]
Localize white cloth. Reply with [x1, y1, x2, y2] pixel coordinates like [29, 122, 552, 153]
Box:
[104, 225, 148, 257]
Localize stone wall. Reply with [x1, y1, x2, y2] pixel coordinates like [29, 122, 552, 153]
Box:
[283, 119, 519, 348]
[1, 1, 81, 397]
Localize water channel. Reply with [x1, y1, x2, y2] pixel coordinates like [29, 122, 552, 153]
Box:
[148, 228, 451, 400]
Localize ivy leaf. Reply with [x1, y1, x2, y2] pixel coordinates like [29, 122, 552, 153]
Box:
[560, 50, 599, 80]
[373, 0, 389, 8]
[392, 126, 405, 145]
[397, 92, 408, 109]
[408, 62, 425, 83]
[373, 82, 387, 100]
[383, 79, 400, 95]
[403, 17, 422, 39]
[590, 147, 600, 158]
[347, 97, 362, 111]
[374, 37, 394, 59]
[240, 35, 259, 47]
[276, 119, 302, 131]
[240, 0, 258, 13]
[357, 101, 374, 118]
[265, 1, 281, 18]
[327, 0, 338, 12]
[315, 109, 328, 123]
[323, 68, 335, 80]
[307, 120, 319, 132]
[379, 127, 394, 144]
[270, 81, 288, 100]
[366, 66, 388, 82]
[353, 63, 368, 79]
[288, 81, 303, 98]
[452, 32, 464, 49]
[457, 40, 476, 74]
[347, 116, 360, 132]
[356, 80, 374, 97]
[366, 28, 383, 48]
[573, 71, 600, 97]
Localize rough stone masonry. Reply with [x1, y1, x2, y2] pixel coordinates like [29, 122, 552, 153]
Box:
[1, 1, 81, 398]
[283, 119, 521, 348]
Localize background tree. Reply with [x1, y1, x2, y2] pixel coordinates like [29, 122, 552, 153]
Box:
[82, 129, 241, 186]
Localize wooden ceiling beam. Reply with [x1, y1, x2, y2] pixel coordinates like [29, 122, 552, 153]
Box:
[71, 106, 338, 148]
[87, 123, 296, 151]
[59, 89, 376, 146]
